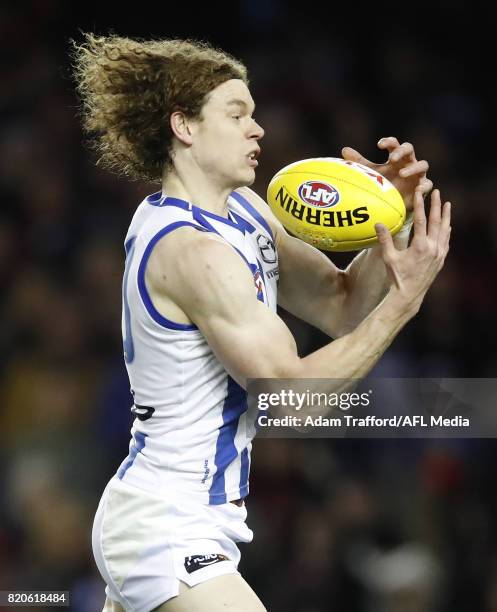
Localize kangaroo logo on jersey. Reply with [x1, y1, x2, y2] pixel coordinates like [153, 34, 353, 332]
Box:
[257, 234, 277, 263]
[184, 554, 229, 574]
[298, 181, 340, 208]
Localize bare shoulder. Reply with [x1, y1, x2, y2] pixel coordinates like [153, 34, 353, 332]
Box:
[234, 186, 286, 246]
[150, 223, 227, 263]
[147, 225, 256, 318]
[148, 225, 249, 281]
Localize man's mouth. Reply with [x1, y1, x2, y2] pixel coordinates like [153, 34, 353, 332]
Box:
[247, 148, 260, 167]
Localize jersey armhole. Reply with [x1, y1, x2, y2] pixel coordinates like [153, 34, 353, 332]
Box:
[137, 221, 207, 331]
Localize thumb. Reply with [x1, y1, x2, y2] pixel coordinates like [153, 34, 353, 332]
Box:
[341, 146, 368, 164]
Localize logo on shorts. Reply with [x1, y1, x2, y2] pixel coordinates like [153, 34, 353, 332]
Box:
[184, 554, 229, 574]
[298, 181, 340, 208]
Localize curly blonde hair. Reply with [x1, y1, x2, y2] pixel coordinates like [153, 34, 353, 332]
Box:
[70, 33, 248, 183]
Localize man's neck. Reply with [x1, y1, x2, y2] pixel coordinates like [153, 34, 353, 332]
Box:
[162, 166, 234, 219]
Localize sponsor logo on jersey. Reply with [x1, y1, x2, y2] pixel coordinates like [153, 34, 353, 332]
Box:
[266, 266, 279, 280]
[256, 234, 277, 264]
[276, 187, 369, 227]
[184, 554, 229, 574]
[298, 181, 340, 208]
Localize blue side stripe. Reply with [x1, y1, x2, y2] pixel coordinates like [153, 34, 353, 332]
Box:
[163, 197, 191, 210]
[229, 191, 274, 241]
[137, 221, 207, 331]
[239, 447, 250, 498]
[123, 237, 136, 363]
[117, 431, 147, 479]
[209, 376, 248, 504]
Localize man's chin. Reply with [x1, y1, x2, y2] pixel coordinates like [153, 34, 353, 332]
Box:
[227, 170, 256, 192]
[238, 171, 256, 188]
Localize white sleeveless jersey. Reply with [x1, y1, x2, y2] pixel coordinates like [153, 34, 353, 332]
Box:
[115, 190, 279, 505]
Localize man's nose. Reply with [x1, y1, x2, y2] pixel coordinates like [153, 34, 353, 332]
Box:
[250, 119, 264, 140]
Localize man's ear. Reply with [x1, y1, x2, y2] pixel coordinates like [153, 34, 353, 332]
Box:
[170, 111, 195, 146]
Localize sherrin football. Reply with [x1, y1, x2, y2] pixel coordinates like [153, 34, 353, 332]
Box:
[266, 157, 406, 251]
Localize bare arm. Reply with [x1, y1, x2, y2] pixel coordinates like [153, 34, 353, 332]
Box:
[146, 190, 450, 389]
[331, 217, 413, 335]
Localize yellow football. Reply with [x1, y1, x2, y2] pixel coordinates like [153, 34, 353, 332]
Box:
[267, 157, 406, 251]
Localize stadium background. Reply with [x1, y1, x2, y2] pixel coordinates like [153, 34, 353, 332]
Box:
[1, 2, 496, 610]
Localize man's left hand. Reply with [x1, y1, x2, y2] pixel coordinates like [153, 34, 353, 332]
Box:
[342, 136, 433, 212]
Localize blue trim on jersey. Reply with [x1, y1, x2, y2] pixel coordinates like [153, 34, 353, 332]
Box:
[164, 197, 191, 210]
[147, 191, 166, 206]
[147, 194, 192, 209]
[229, 191, 275, 241]
[138, 221, 207, 331]
[193, 205, 246, 232]
[117, 431, 148, 479]
[123, 236, 136, 363]
[191, 206, 218, 233]
[228, 210, 256, 234]
[209, 376, 248, 504]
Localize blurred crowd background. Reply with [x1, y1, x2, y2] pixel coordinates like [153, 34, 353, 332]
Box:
[1, 2, 496, 611]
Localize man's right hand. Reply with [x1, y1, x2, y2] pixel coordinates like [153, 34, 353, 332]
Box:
[375, 189, 451, 316]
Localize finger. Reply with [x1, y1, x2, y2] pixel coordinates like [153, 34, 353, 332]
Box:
[439, 200, 451, 248]
[427, 189, 442, 240]
[390, 142, 415, 164]
[444, 225, 452, 254]
[375, 223, 397, 261]
[415, 178, 433, 198]
[399, 159, 429, 178]
[341, 146, 371, 166]
[411, 190, 427, 240]
[377, 136, 401, 152]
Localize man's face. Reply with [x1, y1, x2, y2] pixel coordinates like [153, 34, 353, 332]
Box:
[189, 79, 264, 189]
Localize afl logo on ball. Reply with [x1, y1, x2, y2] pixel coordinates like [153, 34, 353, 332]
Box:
[298, 181, 340, 209]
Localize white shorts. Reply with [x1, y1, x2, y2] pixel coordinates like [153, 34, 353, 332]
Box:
[92, 477, 253, 612]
